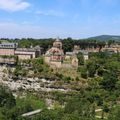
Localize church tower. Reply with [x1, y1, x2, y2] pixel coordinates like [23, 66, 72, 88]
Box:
[53, 37, 62, 49]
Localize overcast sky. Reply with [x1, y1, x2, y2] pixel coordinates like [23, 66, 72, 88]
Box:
[0, 0, 120, 39]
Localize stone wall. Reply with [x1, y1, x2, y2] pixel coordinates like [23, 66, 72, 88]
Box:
[0, 57, 16, 64]
[44, 56, 50, 64]
[50, 61, 62, 68]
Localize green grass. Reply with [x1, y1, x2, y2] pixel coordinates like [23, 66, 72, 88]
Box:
[16, 94, 46, 110]
[54, 68, 80, 80]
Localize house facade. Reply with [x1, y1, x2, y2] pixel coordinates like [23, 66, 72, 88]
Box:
[0, 42, 42, 64]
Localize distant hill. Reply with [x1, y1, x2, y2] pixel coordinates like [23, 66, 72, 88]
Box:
[88, 35, 120, 41]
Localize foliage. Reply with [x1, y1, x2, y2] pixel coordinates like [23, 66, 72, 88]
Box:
[0, 55, 17, 59]
[78, 66, 88, 79]
[0, 88, 46, 120]
[16, 94, 46, 110]
[0, 85, 16, 108]
[100, 71, 118, 91]
[62, 37, 74, 52]
[77, 52, 84, 65]
[14, 65, 28, 77]
[108, 106, 120, 120]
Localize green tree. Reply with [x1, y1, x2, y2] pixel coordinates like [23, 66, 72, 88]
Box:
[0, 85, 16, 108]
[77, 52, 84, 65]
[108, 106, 120, 120]
[78, 66, 88, 79]
[87, 59, 97, 77]
[100, 71, 118, 91]
[62, 38, 74, 52]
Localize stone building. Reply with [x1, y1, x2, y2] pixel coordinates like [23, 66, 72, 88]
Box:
[71, 55, 79, 67]
[45, 38, 78, 68]
[0, 42, 42, 64]
[0, 43, 18, 56]
[45, 37, 64, 68]
[101, 43, 120, 53]
[15, 46, 42, 60]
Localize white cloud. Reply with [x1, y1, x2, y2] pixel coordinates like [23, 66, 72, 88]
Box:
[0, 0, 30, 12]
[36, 10, 64, 17]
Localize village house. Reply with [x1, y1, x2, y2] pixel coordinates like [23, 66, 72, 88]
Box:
[0, 43, 18, 56]
[73, 43, 120, 60]
[0, 42, 42, 64]
[15, 46, 42, 60]
[101, 43, 120, 53]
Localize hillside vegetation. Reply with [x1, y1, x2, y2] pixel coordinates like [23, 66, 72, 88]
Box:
[0, 38, 120, 119]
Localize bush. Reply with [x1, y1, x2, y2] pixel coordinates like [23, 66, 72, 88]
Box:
[0, 85, 16, 108]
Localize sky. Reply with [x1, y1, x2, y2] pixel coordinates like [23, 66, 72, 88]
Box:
[0, 0, 120, 39]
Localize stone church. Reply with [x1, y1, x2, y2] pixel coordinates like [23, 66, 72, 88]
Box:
[45, 38, 78, 68]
